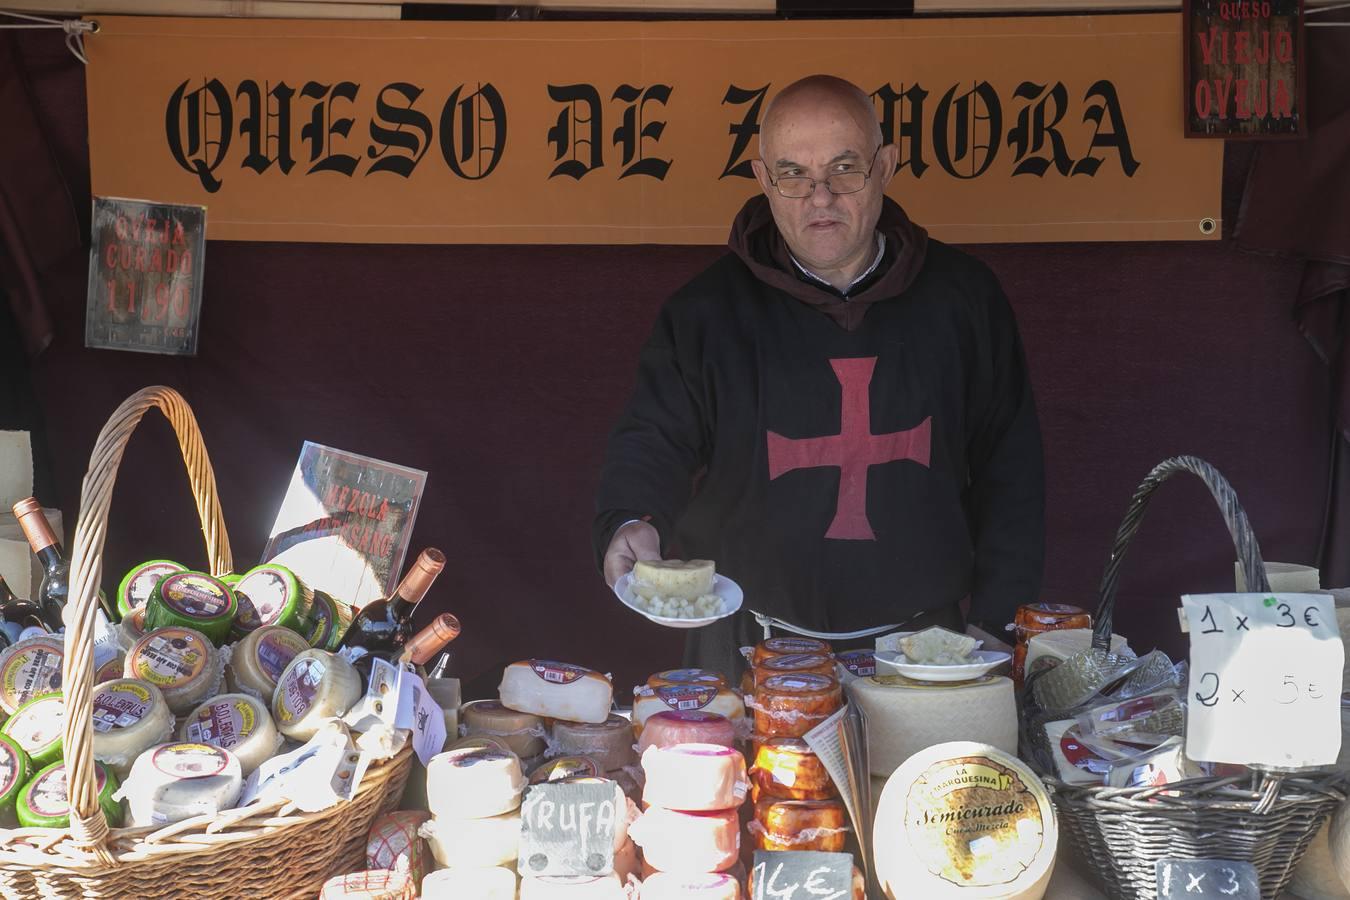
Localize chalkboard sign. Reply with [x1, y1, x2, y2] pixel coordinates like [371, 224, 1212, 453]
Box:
[1156, 858, 1260, 900]
[518, 781, 618, 878]
[750, 850, 853, 900]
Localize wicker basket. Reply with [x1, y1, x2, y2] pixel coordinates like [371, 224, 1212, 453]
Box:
[0, 387, 412, 899]
[1022, 455, 1346, 900]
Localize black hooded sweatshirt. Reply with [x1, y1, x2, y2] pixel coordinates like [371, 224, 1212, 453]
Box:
[594, 195, 1045, 676]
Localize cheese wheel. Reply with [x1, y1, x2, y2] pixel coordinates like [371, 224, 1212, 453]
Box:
[631, 559, 715, 599]
[1291, 822, 1350, 900]
[835, 649, 876, 682]
[0, 734, 32, 826]
[530, 755, 603, 784]
[752, 673, 842, 738]
[117, 559, 186, 618]
[1, 692, 64, 768]
[641, 743, 748, 812]
[118, 606, 148, 651]
[752, 637, 831, 667]
[550, 714, 636, 771]
[0, 636, 63, 714]
[115, 742, 244, 827]
[639, 872, 741, 900]
[637, 710, 736, 754]
[427, 746, 525, 819]
[16, 761, 122, 829]
[305, 590, 352, 651]
[228, 625, 311, 701]
[629, 805, 740, 873]
[874, 741, 1058, 900]
[366, 810, 431, 886]
[632, 685, 746, 734]
[234, 563, 314, 634]
[124, 626, 223, 715]
[463, 700, 548, 758]
[145, 571, 238, 645]
[272, 649, 362, 742]
[1024, 629, 1131, 678]
[421, 807, 521, 867]
[180, 693, 283, 775]
[751, 797, 848, 852]
[421, 867, 518, 900]
[519, 873, 627, 900]
[96, 653, 126, 684]
[850, 675, 1017, 777]
[647, 668, 728, 690]
[749, 736, 837, 801]
[499, 660, 614, 725]
[753, 653, 836, 688]
[319, 870, 415, 900]
[92, 679, 175, 778]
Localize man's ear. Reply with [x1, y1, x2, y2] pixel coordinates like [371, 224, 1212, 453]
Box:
[877, 143, 901, 188]
[750, 158, 775, 200]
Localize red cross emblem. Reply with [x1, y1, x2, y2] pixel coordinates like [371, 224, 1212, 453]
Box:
[766, 357, 931, 541]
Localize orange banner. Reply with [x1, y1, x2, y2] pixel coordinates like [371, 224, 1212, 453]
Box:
[85, 15, 1221, 244]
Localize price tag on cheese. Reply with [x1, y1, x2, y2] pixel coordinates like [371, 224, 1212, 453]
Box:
[750, 850, 853, 900]
[1156, 858, 1259, 900]
[1181, 593, 1343, 768]
[517, 781, 618, 878]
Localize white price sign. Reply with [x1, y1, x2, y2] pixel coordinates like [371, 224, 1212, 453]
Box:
[1181, 593, 1344, 768]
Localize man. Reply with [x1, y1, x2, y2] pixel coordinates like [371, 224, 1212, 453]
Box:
[594, 74, 1044, 676]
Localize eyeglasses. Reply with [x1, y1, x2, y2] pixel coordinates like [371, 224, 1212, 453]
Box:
[764, 145, 883, 199]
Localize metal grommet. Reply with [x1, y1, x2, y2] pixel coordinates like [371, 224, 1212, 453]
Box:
[89, 19, 100, 32]
[1199, 217, 1217, 235]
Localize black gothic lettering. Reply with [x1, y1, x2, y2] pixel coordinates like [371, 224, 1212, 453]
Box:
[1007, 82, 1072, 177]
[300, 81, 360, 177]
[367, 83, 432, 178]
[547, 84, 604, 180]
[165, 79, 233, 193]
[611, 84, 672, 180]
[872, 82, 929, 179]
[1073, 80, 1141, 177]
[933, 82, 1002, 180]
[439, 83, 508, 180]
[720, 83, 768, 180]
[236, 80, 295, 177]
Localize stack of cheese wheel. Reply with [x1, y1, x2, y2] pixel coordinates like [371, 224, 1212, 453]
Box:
[631, 741, 748, 885]
[631, 669, 746, 742]
[420, 745, 526, 897]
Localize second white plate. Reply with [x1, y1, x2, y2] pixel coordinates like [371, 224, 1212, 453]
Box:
[874, 648, 1012, 682]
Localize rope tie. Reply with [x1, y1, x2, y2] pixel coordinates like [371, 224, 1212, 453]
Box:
[0, 10, 96, 63]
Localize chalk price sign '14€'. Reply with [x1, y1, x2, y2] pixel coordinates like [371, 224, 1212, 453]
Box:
[1181, 593, 1343, 768]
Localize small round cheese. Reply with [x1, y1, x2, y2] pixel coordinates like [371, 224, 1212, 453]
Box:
[1, 692, 64, 768]
[0, 636, 63, 714]
[421, 867, 517, 900]
[750, 797, 848, 852]
[420, 807, 521, 867]
[752, 673, 842, 738]
[550, 714, 636, 771]
[629, 805, 740, 873]
[426, 746, 525, 819]
[499, 660, 614, 725]
[227, 625, 311, 701]
[0, 734, 32, 826]
[647, 668, 728, 690]
[462, 699, 547, 758]
[632, 684, 746, 734]
[641, 743, 748, 812]
[638, 710, 736, 754]
[752, 637, 832, 667]
[124, 626, 223, 715]
[145, 571, 238, 646]
[304, 590, 353, 651]
[632, 559, 715, 599]
[749, 736, 836, 801]
[272, 649, 362, 742]
[234, 563, 314, 634]
[180, 693, 282, 775]
[17, 760, 121, 829]
[115, 741, 243, 827]
[92, 678, 174, 779]
[117, 559, 185, 618]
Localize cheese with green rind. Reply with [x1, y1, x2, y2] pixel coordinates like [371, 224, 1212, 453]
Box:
[117, 559, 186, 619]
[92, 679, 175, 779]
[1, 693, 64, 768]
[304, 591, 352, 651]
[145, 572, 238, 646]
[17, 761, 121, 829]
[234, 564, 314, 635]
[0, 734, 32, 826]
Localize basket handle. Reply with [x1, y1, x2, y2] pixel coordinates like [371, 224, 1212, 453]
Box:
[1093, 455, 1269, 652]
[62, 386, 233, 864]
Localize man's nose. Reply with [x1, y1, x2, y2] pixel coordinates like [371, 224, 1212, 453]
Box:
[808, 180, 836, 207]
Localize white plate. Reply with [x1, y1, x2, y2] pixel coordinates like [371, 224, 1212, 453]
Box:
[614, 571, 743, 629]
[873, 649, 1012, 682]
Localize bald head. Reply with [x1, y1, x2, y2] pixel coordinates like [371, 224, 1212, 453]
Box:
[759, 75, 882, 163]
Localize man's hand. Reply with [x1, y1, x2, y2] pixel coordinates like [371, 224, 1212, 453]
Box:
[603, 521, 661, 588]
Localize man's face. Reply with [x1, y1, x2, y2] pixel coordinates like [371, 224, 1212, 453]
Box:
[752, 100, 897, 276]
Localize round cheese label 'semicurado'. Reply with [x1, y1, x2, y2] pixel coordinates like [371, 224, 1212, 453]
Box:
[903, 753, 1048, 888]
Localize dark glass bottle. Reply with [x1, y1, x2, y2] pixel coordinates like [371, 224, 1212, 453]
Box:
[354, 612, 461, 685]
[339, 548, 445, 656]
[0, 573, 50, 635]
[12, 498, 68, 632]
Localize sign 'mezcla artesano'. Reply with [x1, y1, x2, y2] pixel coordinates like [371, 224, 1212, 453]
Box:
[86, 15, 1222, 244]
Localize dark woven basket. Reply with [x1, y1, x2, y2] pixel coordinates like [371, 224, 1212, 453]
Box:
[1022, 455, 1346, 900]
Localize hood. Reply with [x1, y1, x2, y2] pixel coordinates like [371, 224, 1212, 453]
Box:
[727, 194, 929, 331]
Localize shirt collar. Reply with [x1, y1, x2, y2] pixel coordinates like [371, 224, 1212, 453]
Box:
[789, 232, 886, 298]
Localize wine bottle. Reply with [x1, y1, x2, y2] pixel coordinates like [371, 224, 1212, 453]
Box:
[0, 574, 44, 632]
[11, 498, 68, 632]
[339, 548, 446, 656]
[354, 612, 461, 686]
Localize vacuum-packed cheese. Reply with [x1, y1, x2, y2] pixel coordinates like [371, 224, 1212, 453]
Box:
[426, 746, 525, 819]
[632, 684, 745, 734]
[752, 637, 832, 667]
[421, 867, 518, 900]
[629, 805, 740, 873]
[319, 870, 415, 900]
[462, 700, 548, 759]
[835, 649, 876, 682]
[749, 736, 836, 800]
[272, 649, 361, 742]
[0, 734, 31, 826]
[180, 693, 282, 775]
[647, 668, 728, 690]
[16, 760, 122, 828]
[1, 692, 63, 768]
[366, 810, 431, 886]
[850, 674, 1017, 777]
[750, 797, 848, 852]
[124, 626, 223, 715]
[752, 653, 837, 688]
[549, 714, 635, 771]
[637, 710, 736, 753]
[641, 743, 748, 812]
[228, 625, 311, 701]
[0, 636, 63, 714]
[499, 660, 613, 725]
[1042, 719, 1107, 785]
[114, 741, 243, 827]
[421, 807, 521, 867]
[639, 872, 741, 900]
[144, 571, 238, 645]
[1024, 629, 1132, 678]
[874, 741, 1058, 900]
[752, 673, 841, 738]
[92, 679, 174, 778]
